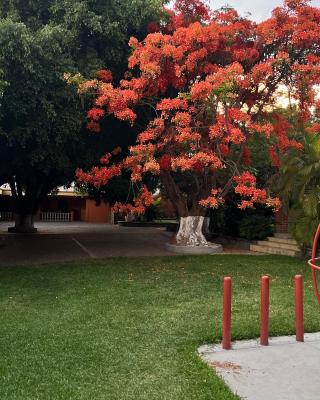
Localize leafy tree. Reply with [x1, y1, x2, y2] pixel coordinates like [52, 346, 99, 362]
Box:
[283, 136, 320, 247]
[275, 102, 320, 246]
[0, 19, 85, 231]
[78, 0, 320, 248]
[0, 0, 165, 232]
[0, 0, 166, 79]
[52, 0, 166, 79]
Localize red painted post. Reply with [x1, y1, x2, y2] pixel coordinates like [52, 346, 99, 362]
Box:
[222, 277, 232, 350]
[295, 275, 304, 342]
[260, 275, 270, 346]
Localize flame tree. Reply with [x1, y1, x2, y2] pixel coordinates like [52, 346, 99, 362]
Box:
[77, 0, 320, 247]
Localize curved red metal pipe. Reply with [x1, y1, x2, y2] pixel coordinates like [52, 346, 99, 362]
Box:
[309, 224, 320, 305]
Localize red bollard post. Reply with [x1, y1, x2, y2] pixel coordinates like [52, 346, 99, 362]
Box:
[295, 275, 304, 342]
[260, 275, 270, 346]
[222, 277, 232, 350]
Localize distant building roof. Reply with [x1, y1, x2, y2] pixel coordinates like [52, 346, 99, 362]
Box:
[0, 183, 85, 197]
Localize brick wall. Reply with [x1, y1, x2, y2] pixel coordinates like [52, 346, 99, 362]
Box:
[84, 199, 113, 223]
[275, 208, 289, 234]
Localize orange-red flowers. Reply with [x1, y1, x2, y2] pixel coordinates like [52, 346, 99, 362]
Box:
[199, 189, 224, 208]
[87, 108, 105, 121]
[157, 98, 188, 111]
[190, 81, 212, 100]
[234, 172, 281, 211]
[113, 185, 153, 215]
[97, 69, 113, 83]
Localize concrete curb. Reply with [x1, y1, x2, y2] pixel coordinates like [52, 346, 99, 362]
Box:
[165, 242, 223, 255]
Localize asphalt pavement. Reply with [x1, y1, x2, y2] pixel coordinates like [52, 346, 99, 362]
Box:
[0, 222, 174, 266]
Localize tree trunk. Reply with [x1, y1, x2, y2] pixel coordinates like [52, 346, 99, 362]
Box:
[7, 180, 52, 233]
[176, 216, 209, 246]
[202, 216, 210, 234]
[8, 213, 37, 233]
[160, 171, 188, 217]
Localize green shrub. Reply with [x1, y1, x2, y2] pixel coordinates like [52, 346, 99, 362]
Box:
[238, 215, 274, 240]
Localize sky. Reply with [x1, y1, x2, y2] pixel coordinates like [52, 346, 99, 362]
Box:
[208, 0, 320, 21]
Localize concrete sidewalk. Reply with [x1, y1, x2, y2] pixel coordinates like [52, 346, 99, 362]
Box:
[199, 332, 320, 400]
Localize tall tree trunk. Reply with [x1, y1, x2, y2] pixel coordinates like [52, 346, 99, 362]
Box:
[160, 171, 188, 217]
[176, 216, 209, 246]
[160, 171, 214, 246]
[8, 180, 50, 233]
[9, 213, 37, 233]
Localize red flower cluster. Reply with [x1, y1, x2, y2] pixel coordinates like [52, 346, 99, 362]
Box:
[76, 164, 122, 188]
[113, 186, 154, 215]
[157, 98, 188, 111]
[97, 69, 113, 83]
[171, 152, 222, 172]
[199, 189, 224, 208]
[234, 172, 281, 211]
[87, 108, 105, 121]
[190, 81, 212, 100]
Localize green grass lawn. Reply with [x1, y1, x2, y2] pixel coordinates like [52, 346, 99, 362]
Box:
[0, 255, 319, 400]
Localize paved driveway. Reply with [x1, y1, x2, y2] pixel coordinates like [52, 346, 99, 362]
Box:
[0, 222, 255, 266]
[0, 222, 174, 266]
